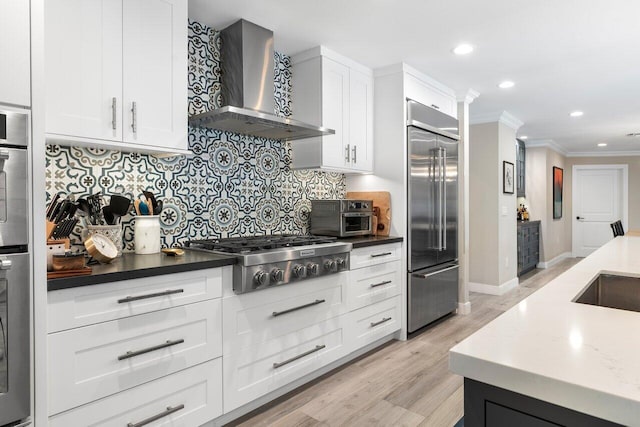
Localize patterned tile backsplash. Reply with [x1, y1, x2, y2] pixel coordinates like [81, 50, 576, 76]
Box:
[46, 20, 345, 251]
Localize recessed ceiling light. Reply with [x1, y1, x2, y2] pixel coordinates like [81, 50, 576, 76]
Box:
[519, 135, 528, 140]
[598, 143, 607, 147]
[570, 111, 584, 117]
[498, 81, 515, 89]
[453, 44, 474, 55]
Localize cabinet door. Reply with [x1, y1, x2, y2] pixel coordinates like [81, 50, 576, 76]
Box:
[320, 58, 349, 169]
[122, 0, 187, 150]
[46, 0, 123, 141]
[0, 0, 30, 106]
[349, 68, 373, 172]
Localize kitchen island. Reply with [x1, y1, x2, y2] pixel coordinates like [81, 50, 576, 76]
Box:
[450, 236, 640, 426]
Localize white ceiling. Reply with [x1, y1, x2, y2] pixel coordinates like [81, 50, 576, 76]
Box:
[189, 0, 640, 155]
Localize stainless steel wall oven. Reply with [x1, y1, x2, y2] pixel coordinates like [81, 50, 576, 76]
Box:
[0, 110, 30, 427]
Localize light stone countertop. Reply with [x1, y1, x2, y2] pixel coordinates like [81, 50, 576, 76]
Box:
[449, 235, 640, 426]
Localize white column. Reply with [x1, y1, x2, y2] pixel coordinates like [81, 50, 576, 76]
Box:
[456, 89, 479, 315]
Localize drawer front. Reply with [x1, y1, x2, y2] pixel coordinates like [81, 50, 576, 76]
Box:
[48, 267, 227, 332]
[48, 299, 222, 415]
[348, 296, 401, 350]
[223, 273, 348, 353]
[223, 315, 347, 412]
[350, 243, 401, 270]
[348, 260, 402, 310]
[49, 358, 223, 427]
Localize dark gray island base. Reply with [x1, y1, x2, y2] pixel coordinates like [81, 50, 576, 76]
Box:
[464, 378, 623, 427]
[47, 251, 236, 291]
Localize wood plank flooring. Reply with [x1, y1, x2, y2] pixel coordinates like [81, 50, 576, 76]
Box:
[229, 259, 581, 427]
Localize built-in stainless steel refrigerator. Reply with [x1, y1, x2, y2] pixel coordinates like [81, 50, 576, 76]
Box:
[407, 99, 459, 333]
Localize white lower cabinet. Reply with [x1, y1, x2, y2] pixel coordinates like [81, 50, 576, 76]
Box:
[348, 260, 402, 311]
[223, 315, 348, 412]
[48, 298, 222, 415]
[348, 296, 402, 350]
[49, 358, 223, 427]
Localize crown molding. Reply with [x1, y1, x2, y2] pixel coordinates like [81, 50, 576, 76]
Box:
[470, 110, 523, 130]
[457, 89, 480, 105]
[566, 150, 640, 158]
[524, 139, 568, 156]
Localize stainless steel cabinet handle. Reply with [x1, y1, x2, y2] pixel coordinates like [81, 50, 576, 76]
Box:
[413, 264, 458, 279]
[431, 104, 440, 110]
[370, 252, 392, 258]
[131, 101, 137, 133]
[370, 317, 392, 327]
[345, 144, 351, 163]
[127, 404, 185, 427]
[352, 145, 357, 164]
[117, 289, 184, 304]
[111, 97, 117, 130]
[370, 280, 392, 288]
[0, 259, 12, 270]
[272, 299, 326, 317]
[117, 339, 184, 361]
[273, 345, 325, 369]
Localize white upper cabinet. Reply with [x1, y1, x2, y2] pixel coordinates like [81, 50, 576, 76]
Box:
[45, 0, 188, 154]
[0, 0, 31, 107]
[291, 47, 373, 173]
[404, 69, 457, 119]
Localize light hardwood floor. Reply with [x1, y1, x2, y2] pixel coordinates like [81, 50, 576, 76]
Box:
[229, 259, 581, 427]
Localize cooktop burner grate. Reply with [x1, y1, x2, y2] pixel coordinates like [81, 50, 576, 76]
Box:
[185, 234, 337, 254]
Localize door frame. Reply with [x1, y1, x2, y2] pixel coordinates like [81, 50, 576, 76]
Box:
[571, 164, 628, 256]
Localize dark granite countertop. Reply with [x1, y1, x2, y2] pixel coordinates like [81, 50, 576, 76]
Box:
[47, 250, 236, 291]
[337, 235, 403, 249]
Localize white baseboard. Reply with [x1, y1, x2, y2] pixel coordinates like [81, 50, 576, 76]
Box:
[457, 301, 471, 315]
[537, 252, 572, 269]
[469, 277, 519, 295]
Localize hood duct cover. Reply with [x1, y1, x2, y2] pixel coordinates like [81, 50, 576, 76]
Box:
[189, 19, 334, 141]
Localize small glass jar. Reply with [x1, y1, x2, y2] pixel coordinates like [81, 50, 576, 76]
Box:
[134, 216, 161, 254]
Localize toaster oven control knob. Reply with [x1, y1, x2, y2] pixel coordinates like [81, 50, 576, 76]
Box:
[254, 270, 269, 287]
[271, 268, 285, 282]
[293, 264, 307, 278]
[307, 263, 319, 276]
[324, 260, 337, 271]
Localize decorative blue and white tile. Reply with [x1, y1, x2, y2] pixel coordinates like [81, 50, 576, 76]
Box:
[45, 20, 346, 250]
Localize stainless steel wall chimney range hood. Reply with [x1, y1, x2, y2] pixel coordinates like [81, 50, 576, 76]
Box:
[189, 19, 334, 141]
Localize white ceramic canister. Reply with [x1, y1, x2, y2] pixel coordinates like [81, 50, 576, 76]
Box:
[134, 215, 161, 254]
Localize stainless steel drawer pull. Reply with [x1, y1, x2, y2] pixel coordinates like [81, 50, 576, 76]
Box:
[111, 97, 117, 130]
[431, 104, 440, 110]
[127, 404, 185, 427]
[352, 145, 357, 163]
[131, 101, 137, 133]
[118, 339, 184, 361]
[371, 317, 392, 327]
[117, 289, 184, 304]
[273, 345, 326, 369]
[370, 280, 392, 288]
[272, 299, 326, 317]
[413, 264, 459, 279]
[371, 252, 392, 258]
[345, 144, 351, 162]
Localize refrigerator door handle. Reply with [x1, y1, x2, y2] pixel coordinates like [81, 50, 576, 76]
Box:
[442, 147, 447, 251]
[412, 264, 458, 279]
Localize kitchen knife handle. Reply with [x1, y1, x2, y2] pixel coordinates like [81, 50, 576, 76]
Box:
[131, 101, 137, 133]
[111, 97, 117, 130]
[273, 345, 325, 369]
[118, 288, 184, 304]
[127, 404, 185, 427]
[345, 144, 351, 163]
[117, 339, 184, 361]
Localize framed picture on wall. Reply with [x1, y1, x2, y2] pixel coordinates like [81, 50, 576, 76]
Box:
[553, 166, 563, 219]
[503, 161, 514, 194]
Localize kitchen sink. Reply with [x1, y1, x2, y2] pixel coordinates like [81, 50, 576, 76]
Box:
[574, 273, 640, 313]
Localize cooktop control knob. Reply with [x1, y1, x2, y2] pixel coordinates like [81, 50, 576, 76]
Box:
[336, 257, 346, 270]
[307, 263, 319, 276]
[271, 268, 285, 282]
[324, 260, 337, 271]
[293, 264, 307, 278]
[254, 270, 269, 287]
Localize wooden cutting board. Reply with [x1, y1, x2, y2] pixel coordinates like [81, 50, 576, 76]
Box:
[346, 191, 391, 236]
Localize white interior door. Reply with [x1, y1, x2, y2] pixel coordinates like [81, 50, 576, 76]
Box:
[572, 165, 627, 257]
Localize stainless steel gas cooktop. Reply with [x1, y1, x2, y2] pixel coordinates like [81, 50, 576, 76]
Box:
[185, 235, 351, 294]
